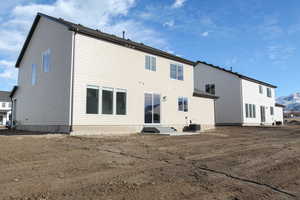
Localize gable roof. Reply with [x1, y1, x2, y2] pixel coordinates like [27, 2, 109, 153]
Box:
[196, 61, 277, 88]
[15, 13, 195, 68]
[0, 91, 11, 102]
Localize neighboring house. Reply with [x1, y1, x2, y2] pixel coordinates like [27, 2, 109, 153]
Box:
[10, 13, 217, 134]
[0, 91, 11, 126]
[194, 61, 281, 126]
[274, 103, 285, 125]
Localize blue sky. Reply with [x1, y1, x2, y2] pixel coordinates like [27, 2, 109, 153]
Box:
[0, 0, 299, 97]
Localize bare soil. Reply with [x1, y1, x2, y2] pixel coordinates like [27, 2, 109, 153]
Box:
[0, 126, 300, 200]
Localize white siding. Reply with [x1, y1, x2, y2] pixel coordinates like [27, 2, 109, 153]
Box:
[241, 79, 276, 125]
[72, 33, 215, 131]
[194, 63, 243, 124]
[274, 106, 284, 124]
[14, 17, 73, 127]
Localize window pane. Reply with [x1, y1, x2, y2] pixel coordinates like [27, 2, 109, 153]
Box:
[32, 64, 37, 85]
[170, 64, 177, 79]
[184, 98, 188, 112]
[245, 104, 249, 118]
[102, 89, 113, 114]
[178, 65, 183, 80]
[145, 56, 150, 70]
[153, 94, 160, 123]
[253, 105, 256, 118]
[86, 88, 99, 114]
[144, 93, 152, 123]
[249, 104, 253, 118]
[151, 57, 156, 71]
[178, 97, 183, 111]
[116, 91, 126, 115]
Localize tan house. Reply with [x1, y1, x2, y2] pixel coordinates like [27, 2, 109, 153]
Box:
[10, 13, 217, 135]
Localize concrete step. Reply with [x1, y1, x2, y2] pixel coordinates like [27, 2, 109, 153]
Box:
[142, 126, 177, 134]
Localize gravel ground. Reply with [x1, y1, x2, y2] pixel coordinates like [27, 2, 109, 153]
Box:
[0, 126, 299, 200]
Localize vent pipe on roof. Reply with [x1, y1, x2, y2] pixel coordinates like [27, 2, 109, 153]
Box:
[122, 31, 125, 39]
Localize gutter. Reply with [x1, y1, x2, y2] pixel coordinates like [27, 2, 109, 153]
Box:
[69, 29, 78, 132]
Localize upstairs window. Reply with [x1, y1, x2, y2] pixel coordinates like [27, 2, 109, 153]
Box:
[31, 64, 37, 85]
[259, 85, 263, 94]
[86, 86, 99, 114]
[170, 64, 184, 80]
[205, 84, 215, 95]
[145, 55, 156, 71]
[42, 49, 51, 72]
[267, 88, 272, 97]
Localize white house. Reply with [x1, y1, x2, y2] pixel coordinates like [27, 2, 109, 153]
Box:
[0, 91, 11, 126]
[10, 13, 217, 134]
[194, 61, 282, 126]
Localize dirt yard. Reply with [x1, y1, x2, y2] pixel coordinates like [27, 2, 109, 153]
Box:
[0, 126, 300, 200]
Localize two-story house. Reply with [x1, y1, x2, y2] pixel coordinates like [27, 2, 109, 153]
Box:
[0, 91, 11, 126]
[10, 13, 217, 134]
[194, 61, 282, 126]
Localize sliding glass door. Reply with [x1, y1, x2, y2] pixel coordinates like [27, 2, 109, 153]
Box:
[144, 93, 161, 124]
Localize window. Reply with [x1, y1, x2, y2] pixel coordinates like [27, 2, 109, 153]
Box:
[170, 63, 184, 80]
[42, 49, 51, 72]
[267, 88, 272, 97]
[178, 97, 183, 111]
[245, 104, 256, 118]
[31, 64, 37, 85]
[145, 55, 156, 71]
[178, 97, 188, 112]
[259, 85, 263, 94]
[205, 84, 215, 95]
[102, 88, 113, 114]
[116, 90, 127, 115]
[86, 87, 99, 114]
[2, 103, 5, 108]
[183, 98, 188, 112]
[270, 106, 274, 115]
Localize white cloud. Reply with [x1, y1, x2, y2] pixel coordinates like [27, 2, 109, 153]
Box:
[201, 31, 209, 37]
[163, 20, 175, 28]
[0, 60, 17, 79]
[267, 45, 296, 64]
[172, 0, 187, 8]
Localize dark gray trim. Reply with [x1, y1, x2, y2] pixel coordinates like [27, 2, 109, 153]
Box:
[196, 61, 277, 88]
[9, 86, 18, 98]
[275, 103, 285, 108]
[193, 89, 219, 99]
[16, 13, 195, 68]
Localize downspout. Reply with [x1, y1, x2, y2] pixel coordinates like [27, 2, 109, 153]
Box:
[69, 28, 77, 132]
[239, 78, 244, 126]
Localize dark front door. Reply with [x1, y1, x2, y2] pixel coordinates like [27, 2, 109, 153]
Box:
[144, 93, 161, 124]
[260, 106, 266, 123]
